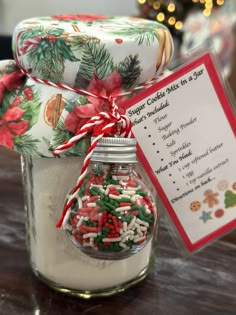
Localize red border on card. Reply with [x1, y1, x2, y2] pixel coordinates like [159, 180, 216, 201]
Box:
[125, 52, 236, 252]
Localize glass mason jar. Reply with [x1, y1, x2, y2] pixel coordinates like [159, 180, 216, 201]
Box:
[21, 137, 159, 298]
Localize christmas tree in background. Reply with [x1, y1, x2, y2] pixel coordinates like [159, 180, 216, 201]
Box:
[137, 0, 225, 38]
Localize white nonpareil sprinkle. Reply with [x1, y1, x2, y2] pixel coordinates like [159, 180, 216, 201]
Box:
[122, 190, 136, 195]
[91, 184, 103, 188]
[119, 180, 126, 186]
[123, 222, 127, 232]
[127, 185, 141, 190]
[131, 194, 140, 202]
[121, 230, 134, 241]
[77, 196, 82, 209]
[109, 194, 121, 200]
[134, 223, 141, 230]
[83, 233, 98, 239]
[76, 216, 84, 228]
[112, 175, 129, 181]
[119, 242, 129, 250]
[127, 217, 136, 230]
[145, 208, 151, 215]
[87, 203, 97, 207]
[133, 236, 146, 243]
[82, 196, 89, 201]
[119, 194, 131, 199]
[102, 237, 121, 242]
[89, 237, 94, 247]
[136, 218, 149, 227]
[140, 226, 148, 231]
[137, 229, 143, 237]
[115, 206, 131, 212]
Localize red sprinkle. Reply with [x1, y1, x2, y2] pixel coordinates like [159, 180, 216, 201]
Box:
[137, 238, 146, 245]
[90, 206, 100, 218]
[79, 225, 89, 234]
[98, 216, 103, 232]
[91, 214, 100, 222]
[109, 190, 120, 196]
[84, 226, 98, 233]
[117, 220, 123, 228]
[87, 196, 99, 202]
[130, 211, 139, 216]
[80, 207, 93, 212]
[127, 180, 137, 188]
[119, 202, 132, 207]
[79, 225, 98, 233]
[112, 216, 119, 232]
[105, 222, 114, 229]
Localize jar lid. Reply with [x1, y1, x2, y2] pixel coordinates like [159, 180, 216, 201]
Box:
[13, 14, 173, 87]
[0, 15, 174, 158]
[91, 137, 137, 163]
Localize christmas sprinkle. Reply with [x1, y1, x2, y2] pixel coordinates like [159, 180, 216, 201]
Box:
[64, 167, 157, 255]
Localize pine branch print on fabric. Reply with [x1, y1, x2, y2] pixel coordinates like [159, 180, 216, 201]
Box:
[51, 116, 89, 156]
[14, 134, 42, 157]
[109, 22, 162, 46]
[75, 40, 114, 89]
[17, 26, 79, 82]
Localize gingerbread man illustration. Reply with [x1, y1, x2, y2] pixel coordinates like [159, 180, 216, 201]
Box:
[203, 189, 219, 208]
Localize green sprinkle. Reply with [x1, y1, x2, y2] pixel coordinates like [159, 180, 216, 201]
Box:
[102, 227, 110, 236]
[103, 201, 115, 210]
[124, 215, 134, 223]
[70, 213, 77, 219]
[138, 211, 146, 221]
[118, 198, 132, 203]
[125, 240, 133, 247]
[136, 189, 148, 196]
[96, 200, 105, 207]
[89, 188, 99, 196]
[131, 205, 145, 211]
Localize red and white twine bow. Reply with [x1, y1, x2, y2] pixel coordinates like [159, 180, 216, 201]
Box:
[53, 97, 132, 228]
[17, 65, 162, 228]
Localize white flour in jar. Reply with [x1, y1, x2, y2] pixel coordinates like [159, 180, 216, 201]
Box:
[25, 157, 153, 291]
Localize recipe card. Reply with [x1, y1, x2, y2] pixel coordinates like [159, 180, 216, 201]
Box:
[125, 52, 236, 251]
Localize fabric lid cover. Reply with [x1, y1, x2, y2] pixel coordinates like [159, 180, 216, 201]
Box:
[0, 14, 173, 157]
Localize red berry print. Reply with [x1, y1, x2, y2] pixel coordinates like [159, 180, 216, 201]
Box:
[115, 38, 123, 44]
[11, 96, 22, 107]
[24, 87, 34, 101]
[45, 34, 56, 44]
[214, 209, 224, 218]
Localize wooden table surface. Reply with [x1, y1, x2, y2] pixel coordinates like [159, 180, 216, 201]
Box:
[1, 33, 236, 315]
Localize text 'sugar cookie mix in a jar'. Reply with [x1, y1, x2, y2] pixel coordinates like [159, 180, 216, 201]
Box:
[0, 14, 173, 297]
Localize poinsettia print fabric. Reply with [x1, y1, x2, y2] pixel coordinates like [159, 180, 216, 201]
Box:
[0, 14, 173, 157]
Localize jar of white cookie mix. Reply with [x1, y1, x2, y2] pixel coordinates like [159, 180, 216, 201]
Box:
[0, 14, 173, 297]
